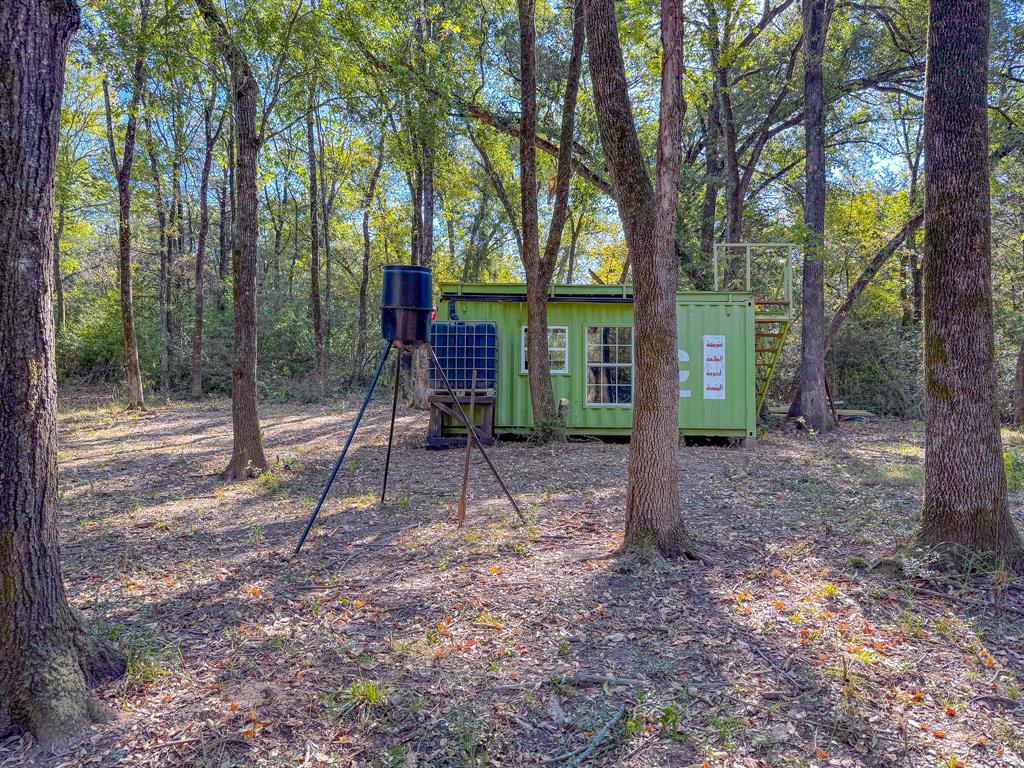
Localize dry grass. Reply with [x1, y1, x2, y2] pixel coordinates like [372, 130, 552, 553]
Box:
[3, 392, 1024, 767]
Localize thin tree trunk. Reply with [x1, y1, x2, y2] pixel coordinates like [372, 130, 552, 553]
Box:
[409, 162, 422, 265]
[920, 0, 1022, 565]
[586, 0, 692, 556]
[306, 97, 324, 397]
[794, 0, 833, 432]
[1015, 338, 1024, 427]
[195, 0, 269, 480]
[410, 143, 434, 409]
[101, 41, 146, 410]
[53, 204, 66, 332]
[145, 120, 170, 390]
[316, 112, 334, 363]
[192, 90, 221, 400]
[217, 177, 227, 307]
[522, 0, 584, 437]
[710, 7, 743, 247]
[567, 210, 583, 284]
[289, 196, 299, 297]
[824, 212, 923, 348]
[354, 144, 385, 386]
[0, 0, 126, 744]
[791, 211, 924, 410]
[421, 143, 434, 266]
[218, 105, 234, 311]
[167, 127, 181, 386]
[699, 99, 720, 266]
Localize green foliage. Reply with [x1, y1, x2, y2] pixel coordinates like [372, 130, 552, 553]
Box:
[1003, 450, 1023, 491]
[47, 0, 1024, 422]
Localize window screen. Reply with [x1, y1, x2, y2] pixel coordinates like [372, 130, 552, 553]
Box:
[586, 326, 633, 404]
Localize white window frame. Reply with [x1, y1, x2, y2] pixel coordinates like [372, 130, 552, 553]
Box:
[585, 325, 634, 407]
[520, 325, 569, 375]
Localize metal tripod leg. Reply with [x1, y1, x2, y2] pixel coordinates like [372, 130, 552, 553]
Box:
[380, 349, 402, 503]
[426, 343, 526, 524]
[294, 341, 393, 554]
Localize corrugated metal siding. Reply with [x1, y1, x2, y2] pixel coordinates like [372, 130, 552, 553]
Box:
[437, 287, 755, 438]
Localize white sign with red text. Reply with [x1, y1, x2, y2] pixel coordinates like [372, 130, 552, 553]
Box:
[703, 335, 725, 400]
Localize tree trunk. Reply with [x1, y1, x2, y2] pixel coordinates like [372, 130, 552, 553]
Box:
[145, 122, 171, 391]
[191, 91, 220, 400]
[0, 0, 127, 745]
[517, 0, 584, 437]
[53, 205, 66, 332]
[195, 0, 268, 480]
[410, 149, 434, 409]
[409, 163, 422, 265]
[919, 0, 1022, 565]
[699, 99, 721, 266]
[1015, 338, 1024, 427]
[825, 212, 923, 348]
[217, 177, 227, 309]
[316, 112, 334, 363]
[217, 107, 234, 310]
[354, 145, 385, 386]
[305, 97, 324, 397]
[790, 211, 924, 409]
[167, 128, 181, 387]
[102, 61, 146, 410]
[421, 143, 434, 267]
[518, 0, 559, 435]
[586, 0, 692, 556]
[711, 12, 743, 246]
[793, 0, 833, 433]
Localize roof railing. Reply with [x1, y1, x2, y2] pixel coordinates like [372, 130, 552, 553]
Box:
[712, 242, 795, 317]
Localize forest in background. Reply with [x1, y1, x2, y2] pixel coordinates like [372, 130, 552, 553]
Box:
[53, 0, 1024, 417]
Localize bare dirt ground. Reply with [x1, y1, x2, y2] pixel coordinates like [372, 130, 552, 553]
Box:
[4, 392, 1024, 768]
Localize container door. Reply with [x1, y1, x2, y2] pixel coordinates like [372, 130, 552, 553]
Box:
[677, 298, 756, 438]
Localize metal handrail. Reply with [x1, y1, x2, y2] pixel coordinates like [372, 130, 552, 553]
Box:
[712, 242, 795, 311]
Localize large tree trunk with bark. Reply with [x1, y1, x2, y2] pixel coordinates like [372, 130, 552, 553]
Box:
[586, 0, 692, 556]
[517, 0, 550, 430]
[793, 0, 833, 432]
[0, 0, 127, 745]
[919, 0, 1022, 566]
[191, 90, 220, 400]
[195, 0, 268, 480]
[305, 98, 324, 397]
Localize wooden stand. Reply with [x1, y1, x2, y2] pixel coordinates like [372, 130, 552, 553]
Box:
[427, 392, 495, 449]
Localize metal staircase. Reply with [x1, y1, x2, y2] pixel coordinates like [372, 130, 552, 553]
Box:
[713, 243, 796, 414]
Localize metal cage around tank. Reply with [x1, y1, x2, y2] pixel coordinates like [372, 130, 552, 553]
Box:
[429, 321, 498, 394]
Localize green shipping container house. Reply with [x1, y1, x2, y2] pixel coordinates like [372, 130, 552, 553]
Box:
[426, 244, 795, 446]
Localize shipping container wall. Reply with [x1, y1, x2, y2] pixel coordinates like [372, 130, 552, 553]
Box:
[437, 285, 755, 439]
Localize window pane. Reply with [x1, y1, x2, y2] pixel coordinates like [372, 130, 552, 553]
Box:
[550, 328, 567, 348]
[550, 351, 566, 371]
